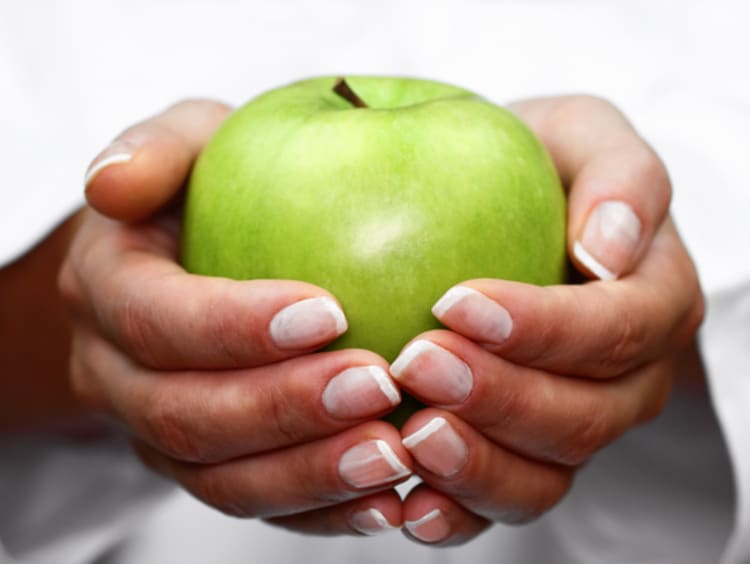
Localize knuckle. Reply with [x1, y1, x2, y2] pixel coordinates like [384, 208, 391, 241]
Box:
[629, 144, 673, 206]
[189, 470, 253, 518]
[159, 98, 233, 140]
[534, 469, 575, 518]
[479, 383, 527, 435]
[169, 97, 225, 114]
[679, 289, 706, 345]
[203, 290, 247, 367]
[641, 370, 673, 424]
[499, 469, 574, 525]
[68, 345, 96, 408]
[68, 331, 109, 411]
[141, 389, 203, 462]
[57, 259, 80, 308]
[267, 382, 308, 446]
[558, 403, 612, 466]
[117, 293, 159, 367]
[549, 94, 619, 128]
[603, 304, 646, 373]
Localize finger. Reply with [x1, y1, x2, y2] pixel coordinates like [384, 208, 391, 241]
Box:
[430, 219, 702, 377]
[400, 410, 573, 524]
[72, 330, 400, 463]
[62, 213, 349, 370]
[391, 331, 672, 466]
[133, 421, 412, 519]
[401, 483, 489, 545]
[267, 490, 403, 536]
[85, 99, 232, 222]
[510, 95, 671, 279]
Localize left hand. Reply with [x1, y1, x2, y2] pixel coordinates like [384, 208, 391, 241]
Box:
[389, 96, 704, 545]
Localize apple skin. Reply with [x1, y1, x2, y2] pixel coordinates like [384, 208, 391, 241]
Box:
[182, 76, 566, 419]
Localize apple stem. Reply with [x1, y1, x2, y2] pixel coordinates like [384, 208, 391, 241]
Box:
[333, 77, 368, 108]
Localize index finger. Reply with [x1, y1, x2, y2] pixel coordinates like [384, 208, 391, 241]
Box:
[431, 219, 702, 378]
[60, 211, 349, 370]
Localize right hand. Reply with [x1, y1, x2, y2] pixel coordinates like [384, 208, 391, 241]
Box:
[59, 100, 412, 536]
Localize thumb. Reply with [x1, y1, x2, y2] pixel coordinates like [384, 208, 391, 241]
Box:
[84, 99, 232, 222]
[509, 95, 671, 280]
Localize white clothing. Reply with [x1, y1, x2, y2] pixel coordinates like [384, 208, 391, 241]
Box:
[1, 1, 748, 563]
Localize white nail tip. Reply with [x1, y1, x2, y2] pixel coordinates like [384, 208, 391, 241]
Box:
[270, 297, 348, 348]
[402, 417, 447, 449]
[404, 509, 443, 533]
[375, 440, 411, 480]
[573, 241, 617, 281]
[351, 508, 397, 535]
[320, 297, 349, 334]
[84, 153, 133, 186]
[369, 366, 401, 406]
[431, 286, 479, 318]
[390, 340, 439, 378]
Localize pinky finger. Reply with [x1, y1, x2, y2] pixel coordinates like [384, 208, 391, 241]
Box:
[267, 490, 404, 537]
[402, 483, 490, 546]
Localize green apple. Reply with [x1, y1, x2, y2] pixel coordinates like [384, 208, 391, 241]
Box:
[182, 76, 567, 421]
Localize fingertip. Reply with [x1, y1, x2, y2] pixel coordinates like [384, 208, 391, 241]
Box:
[269, 296, 349, 350]
[401, 412, 469, 480]
[85, 130, 190, 222]
[84, 142, 134, 189]
[84, 98, 232, 223]
[570, 199, 642, 280]
[337, 436, 413, 491]
[350, 505, 401, 536]
[404, 508, 451, 543]
[402, 485, 489, 545]
[567, 143, 672, 281]
[431, 284, 514, 345]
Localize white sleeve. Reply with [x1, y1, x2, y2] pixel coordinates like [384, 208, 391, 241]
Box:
[703, 285, 750, 564]
[647, 104, 750, 564]
[0, 431, 172, 564]
[644, 75, 750, 564]
[0, 16, 86, 267]
[0, 8, 172, 564]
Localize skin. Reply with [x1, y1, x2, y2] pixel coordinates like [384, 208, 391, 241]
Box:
[5, 95, 702, 544]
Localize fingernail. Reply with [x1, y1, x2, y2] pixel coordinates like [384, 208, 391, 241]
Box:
[339, 439, 411, 489]
[574, 200, 641, 280]
[402, 417, 467, 478]
[270, 297, 347, 349]
[390, 341, 472, 405]
[84, 140, 136, 188]
[323, 366, 401, 420]
[432, 286, 512, 344]
[350, 508, 398, 535]
[404, 509, 450, 543]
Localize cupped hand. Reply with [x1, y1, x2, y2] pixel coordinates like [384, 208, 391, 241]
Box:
[390, 96, 703, 545]
[59, 100, 412, 536]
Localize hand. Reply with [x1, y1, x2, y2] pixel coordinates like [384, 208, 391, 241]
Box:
[389, 96, 703, 545]
[60, 100, 413, 536]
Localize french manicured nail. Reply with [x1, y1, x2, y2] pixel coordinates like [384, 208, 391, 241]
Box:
[404, 509, 450, 543]
[322, 366, 401, 420]
[402, 417, 468, 478]
[270, 297, 347, 349]
[574, 200, 641, 280]
[350, 508, 397, 535]
[339, 439, 411, 489]
[390, 341, 472, 405]
[432, 286, 512, 344]
[84, 140, 136, 188]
